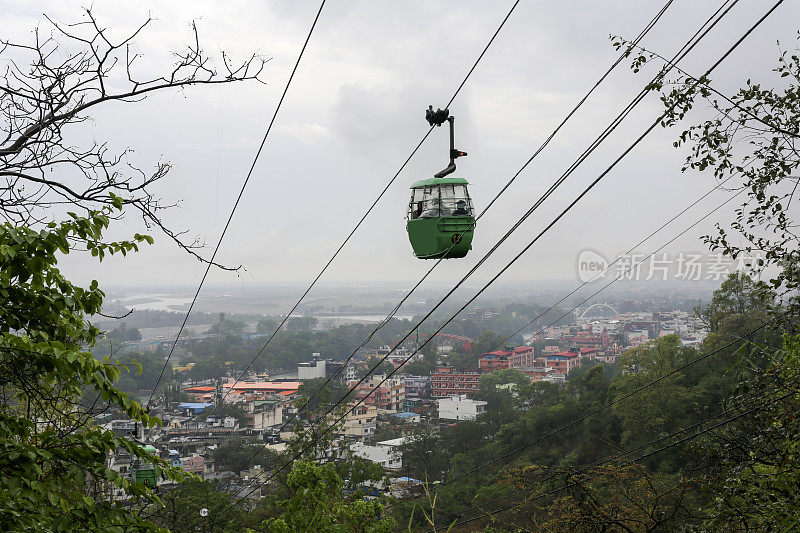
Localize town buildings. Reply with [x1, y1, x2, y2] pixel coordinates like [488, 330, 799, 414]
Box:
[246, 399, 283, 430]
[349, 437, 413, 470]
[297, 357, 347, 380]
[178, 454, 205, 474]
[403, 375, 430, 398]
[430, 366, 481, 397]
[178, 402, 214, 415]
[346, 374, 406, 411]
[184, 385, 216, 402]
[341, 403, 377, 438]
[221, 380, 301, 398]
[536, 350, 582, 373]
[477, 352, 511, 372]
[297, 359, 326, 380]
[478, 347, 536, 371]
[437, 395, 487, 420]
[391, 411, 421, 423]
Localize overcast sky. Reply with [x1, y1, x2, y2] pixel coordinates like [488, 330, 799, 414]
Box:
[6, 0, 799, 294]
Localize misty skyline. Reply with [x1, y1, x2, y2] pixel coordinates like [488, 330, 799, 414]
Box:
[7, 0, 797, 295]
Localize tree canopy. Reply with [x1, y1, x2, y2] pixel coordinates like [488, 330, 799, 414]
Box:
[0, 211, 185, 530]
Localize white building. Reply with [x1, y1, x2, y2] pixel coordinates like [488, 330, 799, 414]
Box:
[541, 373, 567, 383]
[344, 362, 357, 381]
[626, 330, 649, 345]
[437, 395, 487, 421]
[350, 437, 414, 470]
[245, 399, 283, 430]
[298, 359, 326, 380]
[591, 320, 619, 334]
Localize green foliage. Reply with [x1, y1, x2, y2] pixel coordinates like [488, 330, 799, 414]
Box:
[151, 479, 251, 532]
[619, 34, 800, 322]
[106, 322, 142, 343]
[335, 455, 389, 494]
[698, 334, 800, 530]
[188, 357, 228, 382]
[398, 432, 449, 481]
[442, 351, 478, 372]
[114, 350, 169, 393]
[472, 331, 506, 355]
[163, 382, 189, 404]
[286, 316, 317, 332]
[390, 273, 794, 529]
[207, 318, 246, 335]
[357, 360, 395, 379]
[182, 318, 417, 379]
[212, 438, 277, 475]
[96, 309, 218, 330]
[296, 378, 350, 421]
[263, 460, 395, 532]
[477, 369, 532, 412]
[613, 336, 702, 450]
[256, 316, 281, 334]
[0, 210, 184, 531]
[399, 359, 435, 376]
[492, 461, 694, 531]
[370, 422, 407, 444]
[697, 272, 773, 334]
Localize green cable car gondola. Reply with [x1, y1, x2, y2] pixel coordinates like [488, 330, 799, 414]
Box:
[133, 444, 159, 488]
[407, 107, 475, 259]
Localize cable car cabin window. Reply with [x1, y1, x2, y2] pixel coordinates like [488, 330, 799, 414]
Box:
[409, 184, 473, 219]
[440, 184, 473, 217]
[409, 186, 441, 220]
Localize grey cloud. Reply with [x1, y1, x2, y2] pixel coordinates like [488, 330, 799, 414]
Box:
[2, 0, 793, 289]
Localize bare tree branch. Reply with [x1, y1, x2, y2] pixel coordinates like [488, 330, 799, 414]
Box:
[0, 8, 269, 269]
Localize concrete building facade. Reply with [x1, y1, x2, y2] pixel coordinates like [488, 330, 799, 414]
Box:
[437, 395, 487, 420]
[431, 367, 481, 397]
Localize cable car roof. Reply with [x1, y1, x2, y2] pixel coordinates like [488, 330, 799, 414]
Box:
[410, 177, 470, 188]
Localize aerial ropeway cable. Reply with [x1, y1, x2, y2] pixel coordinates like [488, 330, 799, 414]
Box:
[214, 0, 754, 511]
[203, 0, 681, 499]
[177, 0, 525, 430]
[226, 0, 777, 509]
[213, 3, 781, 527]
[437, 385, 795, 531]
[145, 0, 328, 409]
[234, 0, 676, 442]
[387, 0, 785, 503]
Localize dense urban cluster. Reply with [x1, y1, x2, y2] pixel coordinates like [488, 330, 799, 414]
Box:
[2, 2, 799, 531]
[102, 300, 712, 504]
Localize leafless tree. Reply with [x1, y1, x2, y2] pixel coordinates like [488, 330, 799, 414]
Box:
[0, 8, 268, 269]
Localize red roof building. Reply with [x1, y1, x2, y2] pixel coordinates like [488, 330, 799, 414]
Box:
[221, 381, 301, 394]
[536, 350, 582, 373]
[431, 366, 481, 397]
[478, 352, 511, 372]
[560, 331, 611, 349]
[346, 376, 405, 411]
[478, 346, 537, 372]
[183, 385, 216, 401]
[509, 347, 536, 368]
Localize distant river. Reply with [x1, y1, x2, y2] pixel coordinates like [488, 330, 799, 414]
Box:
[310, 314, 415, 323]
[117, 293, 193, 311]
[116, 293, 416, 324]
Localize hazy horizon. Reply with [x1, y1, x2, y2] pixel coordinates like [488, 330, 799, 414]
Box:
[7, 1, 795, 294]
